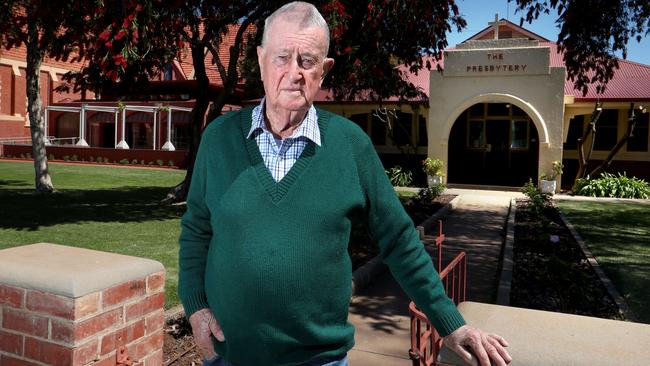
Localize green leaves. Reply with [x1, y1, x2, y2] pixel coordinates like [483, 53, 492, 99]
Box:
[573, 173, 650, 199]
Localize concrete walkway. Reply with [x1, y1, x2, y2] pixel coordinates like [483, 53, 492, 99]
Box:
[347, 189, 522, 365]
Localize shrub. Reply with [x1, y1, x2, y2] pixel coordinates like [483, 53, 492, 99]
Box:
[25, 153, 31, 159]
[521, 179, 551, 218]
[156, 159, 164, 166]
[70, 154, 78, 161]
[168, 160, 175, 167]
[132, 159, 138, 165]
[63, 155, 70, 161]
[422, 157, 444, 176]
[48, 154, 55, 161]
[88, 156, 95, 162]
[140, 160, 145, 165]
[148, 161, 154, 165]
[20, 153, 25, 159]
[573, 172, 650, 199]
[119, 158, 130, 165]
[386, 166, 413, 187]
[96, 157, 103, 163]
[415, 184, 445, 204]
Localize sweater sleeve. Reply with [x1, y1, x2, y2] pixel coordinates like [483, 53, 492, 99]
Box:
[351, 129, 466, 337]
[178, 128, 213, 318]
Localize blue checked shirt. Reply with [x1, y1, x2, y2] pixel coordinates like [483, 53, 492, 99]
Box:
[248, 98, 321, 182]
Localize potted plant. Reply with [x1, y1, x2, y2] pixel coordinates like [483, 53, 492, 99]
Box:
[540, 160, 564, 194]
[422, 157, 445, 187]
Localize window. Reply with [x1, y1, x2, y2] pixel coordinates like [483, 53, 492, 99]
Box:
[418, 115, 428, 147]
[512, 105, 527, 117]
[391, 112, 413, 146]
[627, 112, 649, 152]
[468, 120, 485, 148]
[564, 115, 584, 150]
[593, 109, 619, 151]
[469, 104, 484, 117]
[349, 113, 369, 133]
[511, 120, 529, 149]
[487, 103, 509, 117]
[371, 113, 387, 145]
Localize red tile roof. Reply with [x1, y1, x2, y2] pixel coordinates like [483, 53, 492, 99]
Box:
[542, 41, 650, 101]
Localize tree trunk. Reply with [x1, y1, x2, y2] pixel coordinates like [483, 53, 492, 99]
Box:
[574, 105, 602, 184]
[589, 105, 640, 178]
[163, 41, 210, 203]
[26, 20, 54, 193]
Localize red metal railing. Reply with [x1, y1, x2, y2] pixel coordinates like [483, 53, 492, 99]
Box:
[409, 221, 467, 366]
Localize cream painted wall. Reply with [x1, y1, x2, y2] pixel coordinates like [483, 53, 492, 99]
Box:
[428, 47, 566, 188]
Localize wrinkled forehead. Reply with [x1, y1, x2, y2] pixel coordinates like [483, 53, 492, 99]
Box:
[264, 19, 329, 55]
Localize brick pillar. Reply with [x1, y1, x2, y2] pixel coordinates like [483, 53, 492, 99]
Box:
[0, 243, 165, 366]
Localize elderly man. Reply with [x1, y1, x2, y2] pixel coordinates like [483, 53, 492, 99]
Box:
[178, 2, 512, 366]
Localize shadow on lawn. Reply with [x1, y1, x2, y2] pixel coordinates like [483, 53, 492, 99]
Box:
[0, 186, 185, 231]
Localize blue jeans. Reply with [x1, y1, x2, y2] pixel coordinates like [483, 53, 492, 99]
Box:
[203, 354, 349, 366]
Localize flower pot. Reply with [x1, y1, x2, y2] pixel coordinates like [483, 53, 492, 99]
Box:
[540, 179, 556, 194]
[427, 175, 443, 187]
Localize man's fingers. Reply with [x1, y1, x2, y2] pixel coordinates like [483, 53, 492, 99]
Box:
[473, 339, 492, 366]
[208, 316, 226, 342]
[451, 345, 478, 366]
[488, 336, 512, 364]
[188, 308, 220, 358]
[489, 333, 509, 347]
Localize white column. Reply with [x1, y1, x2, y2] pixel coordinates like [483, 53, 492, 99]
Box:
[116, 108, 130, 149]
[153, 110, 157, 150]
[161, 109, 175, 151]
[76, 105, 89, 147]
[114, 112, 118, 147]
[44, 107, 51, 146]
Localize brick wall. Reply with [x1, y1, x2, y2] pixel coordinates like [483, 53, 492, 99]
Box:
[0, 243, 166, 366]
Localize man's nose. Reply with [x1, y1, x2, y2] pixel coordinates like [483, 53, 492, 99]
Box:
[287, 58, 304, 82]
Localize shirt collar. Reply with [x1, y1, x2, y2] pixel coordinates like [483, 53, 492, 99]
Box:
[248, 97, 321, 146]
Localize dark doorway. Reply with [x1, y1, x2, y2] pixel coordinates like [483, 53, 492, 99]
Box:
[448, 103, 539, 186]
[101, 123, 115, 148]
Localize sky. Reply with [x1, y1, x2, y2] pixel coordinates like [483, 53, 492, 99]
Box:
[445, 0, 650, 66]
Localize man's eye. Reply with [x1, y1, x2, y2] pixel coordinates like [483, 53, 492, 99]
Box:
[301, 59, 316, 69]
[275, 55, 289, 64]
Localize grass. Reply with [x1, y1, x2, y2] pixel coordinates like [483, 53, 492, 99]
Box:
[556, 200, 650, 323]
[0, 161, 186, 308]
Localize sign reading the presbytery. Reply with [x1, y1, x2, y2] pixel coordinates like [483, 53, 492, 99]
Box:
[443, 47, 550, 77]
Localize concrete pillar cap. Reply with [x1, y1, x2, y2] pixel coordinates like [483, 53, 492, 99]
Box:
[0, 243, 164, 298]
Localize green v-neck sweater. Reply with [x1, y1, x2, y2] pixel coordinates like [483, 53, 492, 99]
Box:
[178, 107, 465, 365]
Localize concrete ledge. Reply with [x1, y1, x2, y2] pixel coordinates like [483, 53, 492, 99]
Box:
[438, 301, 650, 366]
[0, 243, 164, 298]
[496, 198, 516, 306]
[557, 212, 637, 322]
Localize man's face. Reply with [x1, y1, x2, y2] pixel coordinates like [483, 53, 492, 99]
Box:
[257, 19, 334, 114]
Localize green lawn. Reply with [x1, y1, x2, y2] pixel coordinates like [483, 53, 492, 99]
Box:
[0, 161, 186, 308]
[557, 200, 650, 323]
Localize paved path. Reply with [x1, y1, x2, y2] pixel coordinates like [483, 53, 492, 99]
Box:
[347, 189, 521, 365]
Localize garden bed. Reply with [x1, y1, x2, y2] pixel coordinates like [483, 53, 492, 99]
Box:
[510, 199, 624, 320]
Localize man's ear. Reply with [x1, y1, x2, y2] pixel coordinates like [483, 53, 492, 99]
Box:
[320, 57, 335, 81]
[257, 46, 264, 78]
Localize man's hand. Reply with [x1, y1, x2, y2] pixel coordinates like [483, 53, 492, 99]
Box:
[188, 308, 225, 359]
[443, 325, 511, 366]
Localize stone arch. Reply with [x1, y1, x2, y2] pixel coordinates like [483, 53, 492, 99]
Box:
[440, 93, 550, 146]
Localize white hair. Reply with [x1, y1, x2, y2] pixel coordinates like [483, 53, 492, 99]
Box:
[262, 1, 330, 56]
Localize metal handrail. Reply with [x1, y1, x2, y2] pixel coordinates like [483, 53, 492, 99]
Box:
[409, 221, 468, 366]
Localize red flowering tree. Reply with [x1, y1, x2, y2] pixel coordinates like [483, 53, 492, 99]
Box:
[53, 0, 466, 201]
[0, 1, 99, 192]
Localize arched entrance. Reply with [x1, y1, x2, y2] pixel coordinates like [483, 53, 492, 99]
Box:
[447, 102, 539, 186]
